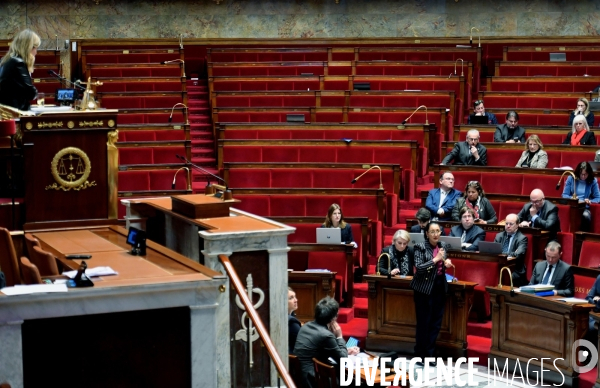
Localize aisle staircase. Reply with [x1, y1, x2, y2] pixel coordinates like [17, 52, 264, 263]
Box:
[186, 79, 217, 192]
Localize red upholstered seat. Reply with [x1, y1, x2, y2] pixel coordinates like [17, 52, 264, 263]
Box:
[557, 232, 574, 265]
[228, 169, 270, 188]
[121, 130, 156, 141]
[578, 241, 600, 268]
[498, 201, 526, 221]
[119, 147, 153, 165]
[149, 170, 187, 191]
[153, 147, 183, 164]
[560, 151, 597, 169]
[118, 171, 150, 191]
[271, 169, 312, 188]
[452, 258, 500, 319]
[482, 173, 522, 195]
[574, 274, 596, 299]
[262, 146, 299, 163]
[308, 251, 348, 295]
[590, 204, 600, 234]
[271, 195, 307, 216]
[231, 194, 270, 215]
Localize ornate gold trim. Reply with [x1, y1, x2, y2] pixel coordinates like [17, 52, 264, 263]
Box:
[67, 121, 75, 129]
[38, 121, 63, 129]
[25, 122, 33, 130]
[45, 147, 97, 191]
[79, 120, 103, 127]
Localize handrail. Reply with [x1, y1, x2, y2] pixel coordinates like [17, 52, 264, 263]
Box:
[218, 254, 296, 388]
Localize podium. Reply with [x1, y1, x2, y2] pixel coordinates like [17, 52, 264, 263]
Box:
[364, 275, 475, 358]
[19, 109, 119, 229]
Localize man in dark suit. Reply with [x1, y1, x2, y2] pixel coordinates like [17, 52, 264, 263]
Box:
[410, 207, 446, 235]
[441, 129, 487, 166]
[494, 213, 528, 286]
[529, 241, 574, 297]
[293, 297, 359, 388]
[518, 189, 561, 241]
[450, 207, 486, 251]
[425, 172, 462, 221]
[494, 111, 526, 143]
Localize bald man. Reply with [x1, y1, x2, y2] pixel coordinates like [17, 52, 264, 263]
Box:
[517, 189, 561, 241]
[441, 129, 487, 166]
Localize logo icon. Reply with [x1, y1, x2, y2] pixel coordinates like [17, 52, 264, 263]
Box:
[572, 339, 598, 373]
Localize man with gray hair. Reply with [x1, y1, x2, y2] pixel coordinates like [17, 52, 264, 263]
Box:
[494, 213, 528, 287]
[529, 241, 574, 297]
[441, 129, 487, 165]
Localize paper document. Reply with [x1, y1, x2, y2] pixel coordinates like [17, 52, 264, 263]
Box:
[62, 266, 118, 278]
[1, 284, 68, 295]
[557, 297, 589, 304]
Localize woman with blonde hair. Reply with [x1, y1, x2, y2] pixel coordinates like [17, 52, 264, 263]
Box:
[0, 29, 41, 110]
[516, 135, 548, 168]
[568, 97, 595, 127]
[564, 114, 597, 146]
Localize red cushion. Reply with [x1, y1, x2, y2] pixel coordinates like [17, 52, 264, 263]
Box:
[579, 240, 600, 268]
[574, 274, 596, 299]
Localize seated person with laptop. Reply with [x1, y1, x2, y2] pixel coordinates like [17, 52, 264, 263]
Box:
[449, 207, 486, 252]
[319, 203, 357, 248]
[468, 99, 498, 125]
[410, 207, 446, 235]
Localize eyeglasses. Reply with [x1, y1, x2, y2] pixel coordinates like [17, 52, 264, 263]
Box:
[466, 137, 479, 141]
[428, 230, 442, 235]
[531, 198, 544, 204]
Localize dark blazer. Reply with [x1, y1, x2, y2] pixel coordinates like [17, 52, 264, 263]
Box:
[320, 223, 354, 244]
[410, 240, 450, 295]
[441, 141, 487, 166]
[410, 224, 446, 236]
[449, 224, 486, 251]
[451, 197, 498, 224]
[586, 275, 600, 312]
[289, 313, 302, 354]
[293, 321, 348, 388]
[494, 230, 528, 284]
[563, 130, 597, 146]
[0, 56, 38, 111]
[517, 200, 561, 240]
[529, 260, 574, 297]
[377, 245, 414, 276]
[494, 124, 526, 143]
[425, 188, 462, 221]
[569, 111, 595, 127]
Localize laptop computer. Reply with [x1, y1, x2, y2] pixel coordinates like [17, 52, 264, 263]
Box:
[549, 52, 566, 62]
[316, 228, 342, 244]
[439, 236, 462, 251]
[469, 114, 489, 125]
[408, 232, 425, 248]
[588, 161, 600, 172]
[478, 241, 504, 255]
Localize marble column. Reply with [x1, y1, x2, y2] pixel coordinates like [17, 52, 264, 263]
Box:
[0, 320, 23, 388]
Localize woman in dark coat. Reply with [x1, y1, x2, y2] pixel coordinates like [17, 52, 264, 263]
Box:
[0, 29, 40, 111]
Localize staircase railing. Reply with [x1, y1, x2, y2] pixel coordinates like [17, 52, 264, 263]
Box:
[219, 254, 296, 388]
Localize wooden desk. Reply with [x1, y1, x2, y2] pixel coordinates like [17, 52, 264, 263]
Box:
[364, 275, 475, 358]
[487, 286, 594, 387]
[289, 271, 336, 322]
[590, 311, 600, 388]
[0, 225, 225, 388]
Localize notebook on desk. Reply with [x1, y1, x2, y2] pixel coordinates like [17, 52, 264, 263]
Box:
[439, 236, 462, 251]
[469, 114, 489, 125]
[316, 228, 342, 244]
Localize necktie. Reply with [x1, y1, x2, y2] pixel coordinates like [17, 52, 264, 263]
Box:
[461, 230, 466, 244]
[502, 234, 511, 254]
[541, 264, 553, 285]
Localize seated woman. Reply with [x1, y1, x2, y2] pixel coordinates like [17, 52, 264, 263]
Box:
[288, 287, 301, 354]
[377, 229, 413, 276]
[561, 161, 600, 231]
[516, 135, 548, 168]
[568, 98, 595, 127]
[321, 203, 356, 247]
[451, 181, 498, 224]
[563, 114, 597, 146]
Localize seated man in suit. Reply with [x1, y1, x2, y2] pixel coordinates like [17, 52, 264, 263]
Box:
[493, 213, 528, 287]
[468, 99, 498, 125]
[293, 297, 359, 388]
[517, 189, 561, 242]
[494, 111, 526, 143]
[425, 172, 462, 221]
[441, 129, 487, 166]
[410, 207, 446, 235]
[450, 207, 486, 251]
[529, 241, 574, 297]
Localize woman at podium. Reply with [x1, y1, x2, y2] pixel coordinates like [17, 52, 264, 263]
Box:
[410, 222, 453, 365]
[0, 29, 40, 111]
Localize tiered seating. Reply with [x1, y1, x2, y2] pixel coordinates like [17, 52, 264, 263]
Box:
[486, 76, 600, 93]
[31, 50, 62, 106]
[494, 61, 600, 77]
[453, 124, 596, 146]
[80, 45, 192, 210]
[503, 46, 600, 61]
[476, 91, 592, 110]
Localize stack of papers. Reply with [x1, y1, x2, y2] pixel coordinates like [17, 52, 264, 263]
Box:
[519, 284, 555, 293]
[557, 297, 589, 304]
[1, 284, 68, 295]
[62, 266, 118, 278]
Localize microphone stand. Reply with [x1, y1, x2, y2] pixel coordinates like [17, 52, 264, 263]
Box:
[498, 266, 515, 297]
[47, 70, 86, 91]
[169, 103, 189, 125]
[454, 58, 464, 77]
[351, 165, 383, 189]
[397, 105, 428, 130]
[470, 27, 480, 47]
[161, 59, 186, 78]
[171, 166, 191, 190]
[176, 154, 230, 197]
[555, 170, 578, 199]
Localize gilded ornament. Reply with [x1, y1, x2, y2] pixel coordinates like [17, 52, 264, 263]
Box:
[108, 119, 115, 128]
[67, 121, 75, 129]
[45, 147, 97, 191]
[25, 122, 33, 130]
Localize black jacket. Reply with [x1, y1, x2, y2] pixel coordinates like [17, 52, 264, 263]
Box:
[563, 131, 597, 146]
[0, 56, 37, 111]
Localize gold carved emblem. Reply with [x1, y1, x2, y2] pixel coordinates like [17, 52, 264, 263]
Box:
[67, 121, 75, 129]
[45, 147, 97, 191]
[108, 119, 115, 128]
[38, 121, 63, 129]
[25, 122, 33, 130]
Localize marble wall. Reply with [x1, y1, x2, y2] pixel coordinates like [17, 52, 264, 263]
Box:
[0, 0, 599, 46]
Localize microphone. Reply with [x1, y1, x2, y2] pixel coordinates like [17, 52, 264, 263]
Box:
[169, 103, 189, 125]
[175, 154, 227, 188]
[454, 58, 464, 76]
[161, 59, 186, 77]
[171, 167, 191, 190]
[47, 70, 86, 91]
[397, 105, 428, 129]
[351, 165, 383, 189]
[556, 170, 578, 199]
